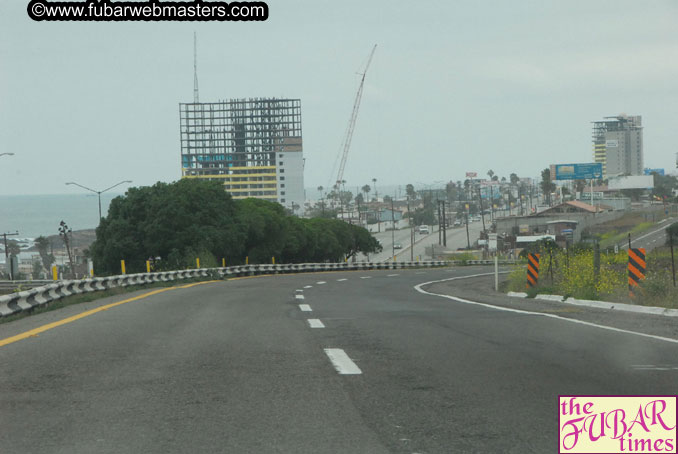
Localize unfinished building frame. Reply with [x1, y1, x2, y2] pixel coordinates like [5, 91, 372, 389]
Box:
[180, 98, 304, 205]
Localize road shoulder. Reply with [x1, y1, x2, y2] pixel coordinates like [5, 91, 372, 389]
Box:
[422, 272, 678, 342]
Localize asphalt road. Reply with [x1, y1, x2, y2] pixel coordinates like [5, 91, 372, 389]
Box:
[366, 221, 484, 262]
[2, 268, 678, 453]
[619, 217, 676, 252]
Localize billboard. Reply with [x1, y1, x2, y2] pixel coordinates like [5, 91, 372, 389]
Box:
[554, 163, 603, 180]
[644, 168, 665, 176]
[608, 175, 654, 190]
[465, 172, 477, 178]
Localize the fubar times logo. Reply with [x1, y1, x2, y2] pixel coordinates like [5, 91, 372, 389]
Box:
[559, 396, 677, 453]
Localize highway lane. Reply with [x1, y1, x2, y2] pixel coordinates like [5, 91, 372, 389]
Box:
[367, 221, 484, 262]
[620, 217, 676, 252]
[2, 268, 678, 452]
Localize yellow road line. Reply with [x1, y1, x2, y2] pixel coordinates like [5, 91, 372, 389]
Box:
[0, 281, 220, 349]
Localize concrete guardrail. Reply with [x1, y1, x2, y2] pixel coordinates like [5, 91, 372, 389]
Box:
[0, 259, 515, 318]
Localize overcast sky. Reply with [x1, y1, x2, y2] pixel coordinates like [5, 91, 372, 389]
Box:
[1, 0, 677, 196]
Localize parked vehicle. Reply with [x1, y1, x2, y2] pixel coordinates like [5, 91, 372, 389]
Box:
[418, 225, 430, 234]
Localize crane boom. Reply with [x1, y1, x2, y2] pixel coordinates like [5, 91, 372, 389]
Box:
[333, 45, 377, 190]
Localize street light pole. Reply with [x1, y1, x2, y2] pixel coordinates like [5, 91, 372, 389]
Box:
[65, 180, 132, 220]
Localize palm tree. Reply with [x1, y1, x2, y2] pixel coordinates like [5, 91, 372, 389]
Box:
[487, 169, 495, 181]
[317, 185, 325, 215]
[362, 184, 371, 202]
[372, 178, 377, 202]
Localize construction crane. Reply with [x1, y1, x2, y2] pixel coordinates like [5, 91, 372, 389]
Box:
[331, 44, 377, 192]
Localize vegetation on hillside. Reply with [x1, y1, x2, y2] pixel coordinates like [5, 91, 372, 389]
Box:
[507, 231, 678, 307]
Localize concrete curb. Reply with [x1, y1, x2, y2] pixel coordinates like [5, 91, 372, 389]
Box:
[508, 292, 678, 317]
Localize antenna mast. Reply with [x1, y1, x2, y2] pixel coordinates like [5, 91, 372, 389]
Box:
[193, 32, 199, 103]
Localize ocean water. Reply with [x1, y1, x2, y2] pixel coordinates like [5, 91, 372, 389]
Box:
[0, 193, 120, 239]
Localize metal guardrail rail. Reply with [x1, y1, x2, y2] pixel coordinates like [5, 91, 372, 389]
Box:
[0, 260, 516, 318]
[0, 280, 53, 291]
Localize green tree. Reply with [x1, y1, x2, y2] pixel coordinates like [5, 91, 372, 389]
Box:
[34, 236, 54, 273]
[91, 179, 244, 274]
[540, 169, 555, 206]
[406, 184, 416, 199]
[652, 174, 678, 200]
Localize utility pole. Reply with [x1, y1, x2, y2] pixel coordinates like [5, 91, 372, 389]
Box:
[391, 195, 396, 261]
[58, 221, 75, 279]
[407, 196, 414, 261]
[442, 201, 447, 247]
[477, 184, 486, 233]
[437, 199, 442, 244]
[489, 185, 494, 222]
[465, 203, 471, 249]
[2, 231, 19, 280]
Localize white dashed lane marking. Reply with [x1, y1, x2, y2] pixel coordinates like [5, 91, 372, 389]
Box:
[304, 285, 312, 289]
[632, 365, 678, 371]
[298, 304, 312, 312]
[295, 289, 303, 292]
[316, 281, 327, 285]
[337, 278, 348, 282]
[307, 319, 325, 328]
[295, 294, 305, 300]
[360, 276, 372, 279]
[324, 348, 362, 375]
[387, 274, 399, 277]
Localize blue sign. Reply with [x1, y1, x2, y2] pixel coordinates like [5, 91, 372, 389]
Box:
[644, 168, 665, 176]
[554, 163, 603, 180]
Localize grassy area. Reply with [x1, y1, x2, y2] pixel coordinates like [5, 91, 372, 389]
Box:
[0, 277, 216, 325]
[505, 248, 678, 308]
[598, 221, 654, 249]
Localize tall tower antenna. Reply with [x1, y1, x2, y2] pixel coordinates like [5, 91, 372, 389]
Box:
[193, 32, 200, 103]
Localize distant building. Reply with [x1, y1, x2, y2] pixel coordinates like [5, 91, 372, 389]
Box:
[179, 98, 305, 210]
[592, 114, 643, 178]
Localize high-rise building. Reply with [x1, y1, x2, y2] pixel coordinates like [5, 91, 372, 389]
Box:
[179, 98, 305, 210]
[592, 114, 643, 178]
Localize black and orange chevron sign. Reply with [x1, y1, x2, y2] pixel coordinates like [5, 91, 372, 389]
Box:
[628, 248, 646, 297]
[526, 253, 540, 289]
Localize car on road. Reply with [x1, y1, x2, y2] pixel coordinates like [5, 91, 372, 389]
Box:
[453, 220, 462, 227]
[393, 243, 402, 249]
[418, 225, 430, 234]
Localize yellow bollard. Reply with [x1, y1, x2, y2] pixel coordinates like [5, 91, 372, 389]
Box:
[246, 256, 249, 265]
[121, 260, 126, 275]
[146, 260, 151, 273]
[52, 265, 58, 281]
[196, 258, 200, 269]
[393, 255, 397, 262]
[272, 256, 275, 264]
[222, 258, 226, 267]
